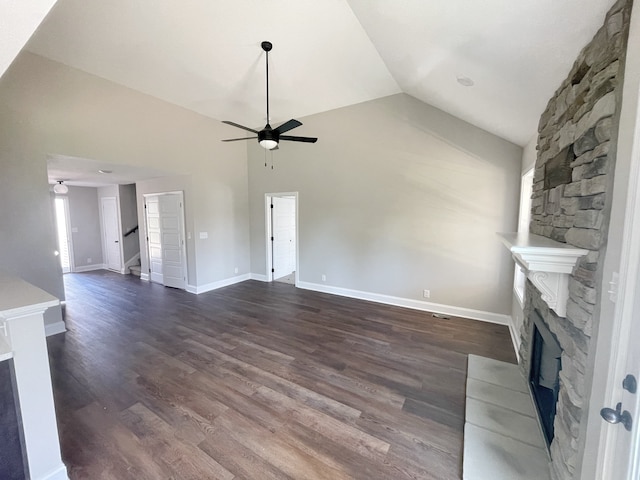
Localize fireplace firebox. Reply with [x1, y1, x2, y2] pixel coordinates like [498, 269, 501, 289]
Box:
[529, 310, 562, 446]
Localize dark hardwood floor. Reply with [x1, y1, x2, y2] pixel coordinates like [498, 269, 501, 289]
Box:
[48, 271, 516, 480]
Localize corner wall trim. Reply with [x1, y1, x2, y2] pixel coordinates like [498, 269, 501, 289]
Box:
[188, 273, 252, 295]
[250, 273, 269, 282]
[73, 264, 106, 273]
[140, 273, 150, 281]
[297, 281, 511, 326]
[44, 321, 66, 337]
[40, 463, 70, 480]
[508, 317, 522, 362]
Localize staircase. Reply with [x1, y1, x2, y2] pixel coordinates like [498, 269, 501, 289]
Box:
[129, 260, 142, 277]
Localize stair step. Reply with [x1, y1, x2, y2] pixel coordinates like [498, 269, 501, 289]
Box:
[129, 265, 142, 277]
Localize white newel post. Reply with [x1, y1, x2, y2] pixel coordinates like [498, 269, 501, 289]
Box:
[0, 273, 68, 480]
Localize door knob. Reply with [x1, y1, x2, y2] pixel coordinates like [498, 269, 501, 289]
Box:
[600, 402, 633, 431]
[623, 374, 637, 394]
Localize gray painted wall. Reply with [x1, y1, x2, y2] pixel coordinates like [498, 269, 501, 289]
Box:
[118, 184, 139, 263]
[0, 51, 249, 318]
[65, 186, 103, 268]
[249, 93, 522, 315]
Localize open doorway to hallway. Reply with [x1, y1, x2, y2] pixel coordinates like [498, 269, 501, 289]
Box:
[266, 193, 298, 285]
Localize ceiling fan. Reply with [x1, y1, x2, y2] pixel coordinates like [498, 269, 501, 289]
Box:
[221, 41, 318, 150]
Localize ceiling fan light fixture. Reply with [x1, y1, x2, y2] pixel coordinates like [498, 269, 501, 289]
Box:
[259, 139, 279, 150]
[221, 41, 318, 150]
[53, 180, 68, 194]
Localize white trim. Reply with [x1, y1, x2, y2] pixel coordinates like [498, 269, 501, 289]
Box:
[187, 274, 251, 295]
[508, 316, 522, 362]
[44, 321, 66, 337]
[250, 273, 269, 282]
[123, 252, 141, 273]
[140, 272, 150, 281]
[265, 192, 299, 285]
[589, 5, 640, 477]
[72, 263, 106, 273]
[38, 463, 69, 480]
[297, 281, 511, 325]
[499, 232, 588, 316]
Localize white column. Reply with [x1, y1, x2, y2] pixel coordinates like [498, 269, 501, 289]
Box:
[0, 274, 68, 480]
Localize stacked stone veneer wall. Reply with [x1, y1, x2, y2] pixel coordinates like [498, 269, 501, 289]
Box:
[518, 1, 632, 479]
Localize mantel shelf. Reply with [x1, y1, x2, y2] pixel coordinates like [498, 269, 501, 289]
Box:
[498, 233, 588, 317]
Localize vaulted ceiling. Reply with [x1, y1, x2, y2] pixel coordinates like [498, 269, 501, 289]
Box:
[9, 0, 617, 147]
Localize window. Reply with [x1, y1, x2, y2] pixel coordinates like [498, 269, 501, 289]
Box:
[514, 168, 534, 306]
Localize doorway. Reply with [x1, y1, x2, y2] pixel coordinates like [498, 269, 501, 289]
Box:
[143, 192, 187, 290]
[266, 193, 298, 284]
[101, 196, 123, 272]
[54, 196, 74, 273]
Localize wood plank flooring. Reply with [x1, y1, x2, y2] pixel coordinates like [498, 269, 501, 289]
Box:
[48, 271, 516, 480]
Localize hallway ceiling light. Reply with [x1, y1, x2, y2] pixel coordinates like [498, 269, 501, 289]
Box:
[53, 181, 68, 194]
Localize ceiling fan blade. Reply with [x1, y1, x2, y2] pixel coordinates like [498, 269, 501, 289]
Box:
[280, 135, 318, 143]
[222, 121, 260, 134]
[274, 119, 302, 134]
[221, 137, 258, 142]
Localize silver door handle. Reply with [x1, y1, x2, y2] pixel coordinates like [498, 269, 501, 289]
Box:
[600, 402, 633, 431]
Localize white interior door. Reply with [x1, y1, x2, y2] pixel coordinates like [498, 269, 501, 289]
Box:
[159, 194, 186, 289]
[101, 197, 122, 272]
[271, 196, 296, 281]
[145, 195, 163, 284]
[597, 6, 640, 476]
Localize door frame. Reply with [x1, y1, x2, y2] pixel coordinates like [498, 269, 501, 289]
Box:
[54, 195, 75, 273]
[265, 192, 299, 285]
[142, 191, 188, 289]
[585, 4, 640, 478]
[100, 196, 124, 273]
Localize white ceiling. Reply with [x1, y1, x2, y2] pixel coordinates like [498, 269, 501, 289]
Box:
[47, 154, 173, 187]
[0, 0, 57, 79]
[21, 0, 615, 160]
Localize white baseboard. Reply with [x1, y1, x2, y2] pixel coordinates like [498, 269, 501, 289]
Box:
[123, 253, 141, 273]
[187, 273, 252, 295]
[73, 263, 105, 273]
[140, 272, 150, 281]
[250, 273, 269, 282]
[45, 321, 66, 337]
[297, 281, 511, 326]
[39, 463, 69, 480]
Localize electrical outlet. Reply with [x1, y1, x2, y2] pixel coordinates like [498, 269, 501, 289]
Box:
[423, 289, 430, 298]
[234, 267, 239, 274]
[321, 274, 326, 282]
[87, 257, 92, 263]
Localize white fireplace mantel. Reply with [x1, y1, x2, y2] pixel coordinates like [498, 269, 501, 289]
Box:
[499, 233, 588, 317]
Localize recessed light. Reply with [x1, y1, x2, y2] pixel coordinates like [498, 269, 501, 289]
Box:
[456, 75, 474, 87]
[98, 169, 112, 174]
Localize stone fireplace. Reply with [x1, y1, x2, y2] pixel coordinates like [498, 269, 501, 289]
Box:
[512, 1, 632, 479]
